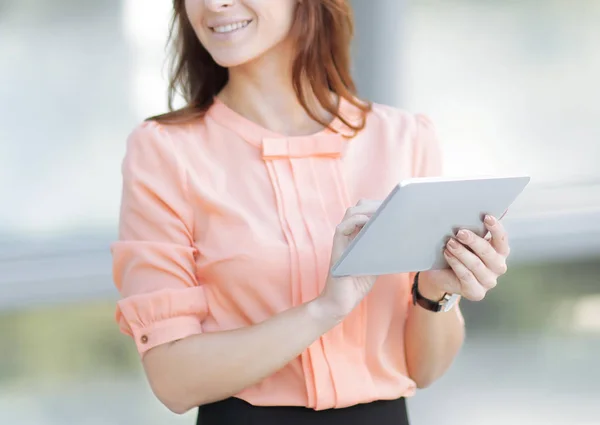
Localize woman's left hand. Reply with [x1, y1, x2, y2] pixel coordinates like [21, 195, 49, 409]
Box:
[420, 215, 510, 302]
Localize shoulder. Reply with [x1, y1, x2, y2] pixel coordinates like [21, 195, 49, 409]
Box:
[367, 102, 436, 138]
[365, 103, 443, 177]
[124, 116, 213, 166]
[122, 119, 198, 185]
[125, 118, 203, 155]
[364, 103, 440, 154]
[125, 120, 169, 154]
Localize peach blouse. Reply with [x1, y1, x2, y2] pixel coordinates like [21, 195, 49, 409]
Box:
[112, 98, 442, 410]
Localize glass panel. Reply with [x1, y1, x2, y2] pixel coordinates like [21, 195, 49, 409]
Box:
[3, 0, 598, 242]
[0, 0, 170, 239]
[404, 0, 600, 185]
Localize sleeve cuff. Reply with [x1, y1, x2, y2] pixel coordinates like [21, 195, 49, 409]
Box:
[116, 286, 208, 356]
[127, 315, 204, 356]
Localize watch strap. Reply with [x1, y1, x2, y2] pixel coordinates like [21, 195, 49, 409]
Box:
[412, 272, 444, 312]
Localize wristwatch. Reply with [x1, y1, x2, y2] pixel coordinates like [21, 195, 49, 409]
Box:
[412, 272, 460, 313]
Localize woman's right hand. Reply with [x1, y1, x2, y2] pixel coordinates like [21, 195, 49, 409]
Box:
[316, 200, 382, 321]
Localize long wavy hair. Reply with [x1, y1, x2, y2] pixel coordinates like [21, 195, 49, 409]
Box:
[151, 0, 370, 134]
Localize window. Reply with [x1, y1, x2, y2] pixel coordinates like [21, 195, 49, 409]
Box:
[351, 0, 600, 264]
[0, 0, 171, 307]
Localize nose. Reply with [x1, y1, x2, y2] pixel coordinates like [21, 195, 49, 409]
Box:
[204, 0, 234, 12]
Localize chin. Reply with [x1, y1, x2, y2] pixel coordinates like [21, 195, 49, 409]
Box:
[210, 52, 257, 69]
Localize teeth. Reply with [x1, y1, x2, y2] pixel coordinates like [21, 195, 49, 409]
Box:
[212, 20, 250, 34]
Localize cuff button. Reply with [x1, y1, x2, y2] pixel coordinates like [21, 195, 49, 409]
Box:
[140, 335, 149, 344]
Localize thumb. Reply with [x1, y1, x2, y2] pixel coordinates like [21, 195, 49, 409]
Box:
[331, 214, 370, 262]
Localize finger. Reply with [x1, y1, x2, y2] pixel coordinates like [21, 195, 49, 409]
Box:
[340, 214, 370, 235]
[344, 202, 380, 219]
[443, 250, 487, 301]
[331, 214, 370, 259]
[455, 229, 507, 275]
[446, 239, 497, 290]
[484, 215, 510, 257]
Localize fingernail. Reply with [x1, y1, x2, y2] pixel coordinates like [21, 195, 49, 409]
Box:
[448, 239, 459, 249]
[485, 215, 496, 225]
[457, 230, 469, 242]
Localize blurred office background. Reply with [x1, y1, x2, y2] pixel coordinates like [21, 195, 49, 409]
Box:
[1, 0, 599, 423]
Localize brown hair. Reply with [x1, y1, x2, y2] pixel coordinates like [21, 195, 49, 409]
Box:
[151, 0, 371, 135]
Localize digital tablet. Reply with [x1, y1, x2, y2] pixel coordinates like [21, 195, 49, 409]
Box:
[330, 175, 531, 277]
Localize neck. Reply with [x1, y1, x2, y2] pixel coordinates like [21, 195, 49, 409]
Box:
[218, 40, 332, 137]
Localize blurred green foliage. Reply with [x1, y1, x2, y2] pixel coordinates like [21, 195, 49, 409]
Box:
[461, 257, 600, 335]
[0, 302, 140, 386]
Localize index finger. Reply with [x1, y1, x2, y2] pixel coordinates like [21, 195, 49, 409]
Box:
[484, 215, 510, 256]
[344, 201, 381, 219]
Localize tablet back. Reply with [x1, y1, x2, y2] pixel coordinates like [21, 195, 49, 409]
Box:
[330, 175, 530, 277]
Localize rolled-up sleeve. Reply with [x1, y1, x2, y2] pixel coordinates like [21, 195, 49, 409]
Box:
[111, 121, 208, 356]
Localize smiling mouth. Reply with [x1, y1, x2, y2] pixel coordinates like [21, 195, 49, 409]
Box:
[210, 20, 252, 34]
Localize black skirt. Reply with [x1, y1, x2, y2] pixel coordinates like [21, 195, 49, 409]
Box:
[196, 396, 409, 425]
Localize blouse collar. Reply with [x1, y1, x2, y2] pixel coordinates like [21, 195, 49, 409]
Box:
[207, 96, 362, 160]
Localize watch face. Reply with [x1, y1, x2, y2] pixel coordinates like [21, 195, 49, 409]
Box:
[442, 294, 460, 312]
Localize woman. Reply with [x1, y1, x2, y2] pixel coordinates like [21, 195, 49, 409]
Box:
[112, 0, 511, 424]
